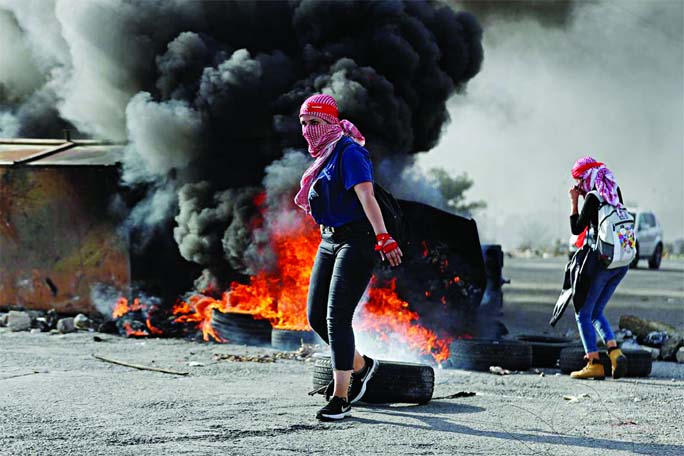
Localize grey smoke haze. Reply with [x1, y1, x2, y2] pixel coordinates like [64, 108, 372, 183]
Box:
[0, 0, 484, 291]
[421, 0, 684, 250]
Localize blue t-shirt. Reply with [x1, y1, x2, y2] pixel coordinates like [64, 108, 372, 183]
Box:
[308, 136, 374, 227]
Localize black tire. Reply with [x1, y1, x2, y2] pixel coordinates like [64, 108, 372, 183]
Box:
[211, 310, 272, 346]
[312, 356, 434, 404]
[515, 335, 573, 368]
[271, 329, 321, 351]
[622, 349, 653, 377]
[447, 339, 533, 371]
[648, 243, 663, 270]
[629, 243, 639, 269]
[559, 347, 652, 377]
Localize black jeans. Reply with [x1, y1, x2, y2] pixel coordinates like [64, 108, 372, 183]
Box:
[306, 222, 377, 370]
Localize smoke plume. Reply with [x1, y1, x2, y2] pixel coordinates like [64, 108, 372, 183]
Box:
[0, 0, 484, 294]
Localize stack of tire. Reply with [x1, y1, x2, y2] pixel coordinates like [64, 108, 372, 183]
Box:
[312, 356, 434, 404]
[211, 310, 272, 345]
[446, 339, 533, 371]
[271, 329, 321, 351]
[445, 336, 653, 377]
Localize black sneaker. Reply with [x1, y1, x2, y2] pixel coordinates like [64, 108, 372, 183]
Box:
[316, 396, 351, 421]
[348, 355, 379, 404]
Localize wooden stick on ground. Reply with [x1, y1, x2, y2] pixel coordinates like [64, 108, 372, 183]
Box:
[92, 354, 189, 376]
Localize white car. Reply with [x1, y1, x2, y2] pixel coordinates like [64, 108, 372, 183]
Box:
[567, 209, 663, 269]
[630, 209, 664, 269]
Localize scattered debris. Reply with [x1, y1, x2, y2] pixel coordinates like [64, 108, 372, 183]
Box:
[46, 309, 59, 329]
[433, 391, 477, 400]
[613, 420, 638, 426]
[74, 314, 92, 330]
[619, 314, 677, 339]
[213, 354, 276, 363]
[92, 354, 189, 376]
[621, 339, 660, 359]
[661, 335, 684, 361]
[34, 317, 51, 332]
[187, 361, 205, 367]
[633, 397, 642, 403]
[645, 331, 668, 347]
[7, 311, 31, 332]
[214, 344, 323, 364]
[56, 317, 76, 334]
[564, 393, 590, 403]
[489, 366, 511, 375]
[0, 369, 49, 381]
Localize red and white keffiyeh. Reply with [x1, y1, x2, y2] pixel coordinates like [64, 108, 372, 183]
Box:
[294, 94, 365, 213]
[571, 156, 621, 207]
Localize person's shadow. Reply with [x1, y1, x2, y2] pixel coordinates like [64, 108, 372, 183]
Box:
[352, 400, 683, 455]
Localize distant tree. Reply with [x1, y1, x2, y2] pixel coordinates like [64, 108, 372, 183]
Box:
[428, 168, 486, 216]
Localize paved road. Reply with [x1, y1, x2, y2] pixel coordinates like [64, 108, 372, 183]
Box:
[500, 257, 684, 337]
[0, 330, 683, 456]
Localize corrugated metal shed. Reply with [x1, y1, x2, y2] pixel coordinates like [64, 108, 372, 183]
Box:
[0, 139, 124, 166]
[0, 138, 129, 315]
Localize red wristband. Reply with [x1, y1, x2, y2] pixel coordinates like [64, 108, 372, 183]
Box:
[375, 233, 398, 254]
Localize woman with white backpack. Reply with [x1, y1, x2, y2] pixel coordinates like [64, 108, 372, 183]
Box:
[567, 156, 634, 380]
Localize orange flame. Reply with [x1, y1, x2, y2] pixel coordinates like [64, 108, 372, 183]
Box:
[122, 321, 148, 338]
[174, 294, 231, 342]
[359, 277, 452, 363]
[112, 297, 143, 319]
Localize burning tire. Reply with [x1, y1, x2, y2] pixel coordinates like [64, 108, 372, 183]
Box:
[446, 339, 533, 371]
[516, 334, 573, 368]
[312, 356, 434, 404]
[211, 310, 272, 346]
[271, 329, 321, 351]
[559, 347, 653, 377]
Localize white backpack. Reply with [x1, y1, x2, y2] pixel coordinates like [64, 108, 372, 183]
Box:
[588, 191, 636, 269]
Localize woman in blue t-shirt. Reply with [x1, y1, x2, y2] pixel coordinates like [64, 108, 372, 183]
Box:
[294, 94, 403, 421]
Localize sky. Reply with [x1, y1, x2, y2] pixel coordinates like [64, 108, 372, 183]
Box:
[420, 0, 684, 250]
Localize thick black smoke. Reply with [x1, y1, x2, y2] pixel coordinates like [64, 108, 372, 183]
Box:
[1, 0, 484, 297]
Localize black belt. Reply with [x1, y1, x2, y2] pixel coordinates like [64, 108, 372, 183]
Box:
[320, 220, 373, 236]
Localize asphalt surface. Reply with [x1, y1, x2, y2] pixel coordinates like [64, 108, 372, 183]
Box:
[501, 257, 684, 337]
[1, 258, 683, 456]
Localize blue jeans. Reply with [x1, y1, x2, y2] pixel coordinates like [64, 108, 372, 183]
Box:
[307, 223, 377, 370]
[575, 265, 628, 353]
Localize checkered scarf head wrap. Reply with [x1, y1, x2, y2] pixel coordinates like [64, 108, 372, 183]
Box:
[571, 156, 621, 207]
[294, 94, 366, 212]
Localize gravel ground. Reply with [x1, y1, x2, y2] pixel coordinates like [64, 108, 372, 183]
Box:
[1, 258, 683, 455]
[1, 329, 683, 456]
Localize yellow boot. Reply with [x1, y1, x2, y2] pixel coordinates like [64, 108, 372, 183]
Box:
[609, 348, 627, 379]
[570, 358, 605, 380]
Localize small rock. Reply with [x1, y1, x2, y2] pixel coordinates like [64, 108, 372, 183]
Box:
[30, 328, 41, 334]
[564, 393, 590, 403]
[56, 317, 76, 334]
[187, 362, 205, 367]
[7, 311, 31, 332]
[73, 314, 91, 330]
[489, 366, 511, 376]
[676, 347, 684, 363]
[0, 313, 8, 327]
[634, 397, 641, 403]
